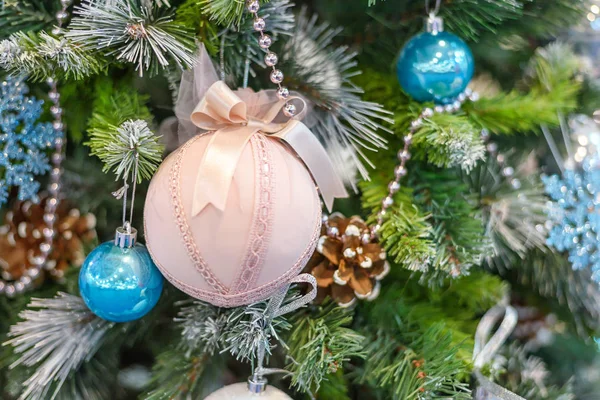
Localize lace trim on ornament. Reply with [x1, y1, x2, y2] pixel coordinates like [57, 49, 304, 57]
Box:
[230, 134, 275, 294]
[169, 135, 228, 294]
[144, 177, 322, 308]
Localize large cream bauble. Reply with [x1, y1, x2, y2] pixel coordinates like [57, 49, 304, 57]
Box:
[205, 383, 293, 400]
[144, 131, 321, 308]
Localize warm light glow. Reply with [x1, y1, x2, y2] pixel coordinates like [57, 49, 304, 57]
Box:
[592, 4, 600, 14]
[575, 147, 588, 162]
[578, 135, 589, 146]
[588, 12, 596, 21]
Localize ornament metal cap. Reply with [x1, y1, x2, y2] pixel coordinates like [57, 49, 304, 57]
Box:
[247, 376, 268, 393]
[115, 223, 137, 248]
[425, 14, 444, 33]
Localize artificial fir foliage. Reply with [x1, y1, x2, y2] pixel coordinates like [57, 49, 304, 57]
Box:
[1, 0, 600, 399]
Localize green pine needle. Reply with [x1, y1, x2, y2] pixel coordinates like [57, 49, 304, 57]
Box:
[86, 81, 162, 182]
[87, 119, 163, 182]
[199, 0, 248, 27]
[286, 304, 366, 393]
[0, 31, 104, 81]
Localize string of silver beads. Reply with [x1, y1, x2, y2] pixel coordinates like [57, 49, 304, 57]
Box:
[246, 0, 295, 117]
[0, 0, 70, 297]
[371, 88, 479, 237]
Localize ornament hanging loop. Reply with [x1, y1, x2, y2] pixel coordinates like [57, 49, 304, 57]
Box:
[425, 0, 442, 16]
[113, 152, 141, 248]
[424, 0, 443, 33]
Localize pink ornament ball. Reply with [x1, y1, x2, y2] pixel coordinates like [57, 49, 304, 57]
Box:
[144, 131, 321, 308]
[205, 382, 293, 400]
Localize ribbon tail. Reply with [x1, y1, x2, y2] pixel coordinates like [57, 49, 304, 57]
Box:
[273, 120, 348, 212]
[191, 126, 257, 216]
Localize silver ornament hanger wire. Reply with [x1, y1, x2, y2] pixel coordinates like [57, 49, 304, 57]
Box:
[425, 0, 442, 16]
[0, 0, 71, 297]
[112, 154, 140, 249]
[246, 0, 297, 117]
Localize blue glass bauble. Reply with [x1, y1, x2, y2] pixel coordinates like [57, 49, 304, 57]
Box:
[79, 241, 163, 322]
[396, 31, 474, 104]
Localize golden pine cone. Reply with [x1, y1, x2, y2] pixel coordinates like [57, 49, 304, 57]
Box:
[305, 213, 389, 307]
[0, 196, 97, 284]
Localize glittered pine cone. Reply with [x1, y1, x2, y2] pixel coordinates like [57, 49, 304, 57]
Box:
[305, 213, 389, 307]
[0, 196, 97, 284]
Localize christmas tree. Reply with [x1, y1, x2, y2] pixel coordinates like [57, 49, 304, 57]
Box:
[1, 0, 600, 399]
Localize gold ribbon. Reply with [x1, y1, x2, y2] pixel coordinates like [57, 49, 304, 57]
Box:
[189, 81, 348, 216]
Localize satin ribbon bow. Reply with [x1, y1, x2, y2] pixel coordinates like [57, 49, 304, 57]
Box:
[189, 81, 348, 216]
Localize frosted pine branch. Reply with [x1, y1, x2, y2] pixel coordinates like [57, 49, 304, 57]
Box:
[176, 300, 228, 357]
[87, 119, 163, 182]
[0, 32, 102, 81]
[4, 293, 114, 400]
[67, 0, 195, 77]
[282, 10, 392, 190]
[175, 292, 296, 364]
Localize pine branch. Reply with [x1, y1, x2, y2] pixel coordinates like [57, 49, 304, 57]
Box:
[174, 291, 299, 366]
[414, 113, 485, 172]
[354, 70, 484, 175]
[280, 9, 392, 189]
[357, 286, 473, 399]
[315, 370, 352, 400]
[465, 153, 548, 269]
[67, 0, 195, 77]
[223, 300, 292, 363]
[0, 1, 57, 36]
[360, 178, 436, 273]
[0, 31, 103, 81]
[87, 119, 163, 182]
[384, 270, 506, 359]
[85, 80, 161, 182]
[173, 0, 220, 54]
[143, 349, 224, 400]
[465, 43, 582, 134]
[286, 303, 366, 392]
[411, 170, 491, 283]
[199, 0, 248, 27]
[3, 293, 116, 400]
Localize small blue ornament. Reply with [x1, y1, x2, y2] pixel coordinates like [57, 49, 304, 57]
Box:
[79, 227, 163, 322]
[396, 16, 474, 104]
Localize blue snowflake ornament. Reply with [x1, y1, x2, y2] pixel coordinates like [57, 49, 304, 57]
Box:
[543, 155, 600, 282]
[0, 77, 59, 206]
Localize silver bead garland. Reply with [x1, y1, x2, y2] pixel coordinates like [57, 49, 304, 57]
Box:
[246, 0, 295, 117]
[371, 88, 479, 237]
[0, 0, 70, 297]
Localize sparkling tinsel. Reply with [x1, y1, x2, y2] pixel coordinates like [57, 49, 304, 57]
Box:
[543, 154, 600, 281]
[0, 76, 59, 205]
